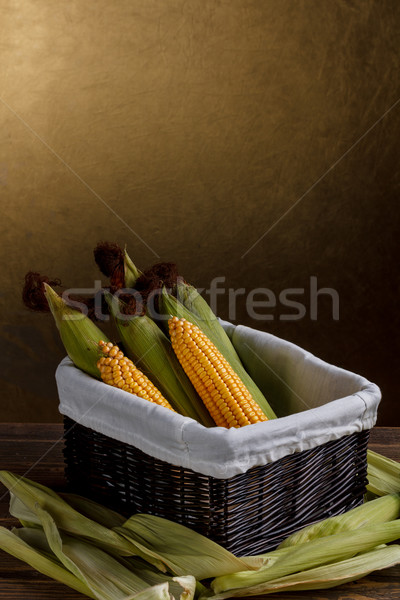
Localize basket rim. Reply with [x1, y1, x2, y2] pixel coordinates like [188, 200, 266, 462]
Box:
[58, 321, 380, 479]
[58, 373, 378, 481]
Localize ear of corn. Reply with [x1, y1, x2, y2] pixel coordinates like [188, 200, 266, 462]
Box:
[158, 288, 277, 420]
[44, 283, 109, 379]
[175, 280, 218, 323]
[105, 293, 214, 426]
[97, 341, 174, 411]
[168, 317, 268, 428]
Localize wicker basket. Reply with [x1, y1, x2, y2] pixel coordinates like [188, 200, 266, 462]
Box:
[63, 418, 369, 555]
[59, 323, 379, 556]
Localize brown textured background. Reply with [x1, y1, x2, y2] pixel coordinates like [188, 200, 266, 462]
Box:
[0, 0, 399, 425]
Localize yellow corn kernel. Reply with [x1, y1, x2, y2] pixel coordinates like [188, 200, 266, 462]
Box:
[97, 341, 174, 411]
[168, 318, 268, 428]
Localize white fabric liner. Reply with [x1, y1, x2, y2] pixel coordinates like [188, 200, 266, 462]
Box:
[57, 322, 380, 479]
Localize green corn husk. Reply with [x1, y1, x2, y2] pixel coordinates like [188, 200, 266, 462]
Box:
[211, 519, 400, 593]
[60, 492, 207, 599]
[5, 504, 196, 600]
[2, 522, 195, 600]
[105, 293, 214, 426]
[60, 493, 126, 529]
[124, 249, 142, 288]
[278, 493, 400, 548]
[0, 526, 96, 598]
[123, 584, 171, 600]
[1, 470, 215, 575]
[205, 545, 400, 599]
[2, 469, 400, 599]
[13, 525, 57, 556]
[115, 513, 260, 580]
[39, 488, 205, 599]
[67, 486, 208, 600]
[367, 449, 400, 496]
[118, 556, 199, 600]
[36, 505, 164, 600]
[33, 505, 196, 600]
[0, 471, 142, 559]
[44, 283, 109, 379]
[157, 287, 276, 420]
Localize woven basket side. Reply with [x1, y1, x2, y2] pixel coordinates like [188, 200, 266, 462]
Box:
[63, 417, 369, 555]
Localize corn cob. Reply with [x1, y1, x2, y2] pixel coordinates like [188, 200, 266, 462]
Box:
[105, 292, 214, 426]
[160, 289, 276, 420]
[97, 341, 174, 411]
[168, 317, 268, 428]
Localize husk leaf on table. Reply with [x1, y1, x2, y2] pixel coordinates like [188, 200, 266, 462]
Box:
[122, 583, 173, 600]
[36, 505, 165, 600]
[367, 449, 400, 496]
[60, 492, 126, 529]
[0, 471, 160, 563]
[115, 513, 260, 580]
[211, 519, 400, 593]
[278, 492, 400, 548]
[205, 545, 400, 598]
[0, 526, 96, 598]
[1, 451, 400, 599]
[117, 556, 200, 600]
[11, 521, 196, 600]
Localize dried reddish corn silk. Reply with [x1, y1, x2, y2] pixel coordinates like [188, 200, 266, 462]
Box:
[168, 317, 268, 428]
[97, 341, 174, 410]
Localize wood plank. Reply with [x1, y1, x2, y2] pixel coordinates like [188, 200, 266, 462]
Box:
[369, 427, 400, 461]
[1, 423, 397, 445]
[0, 566, 398, 600]
[0, 579, 86, 599]
[0, 577, 397, 599]
[0, 442, 65, 467]
[0, 423, 63, 441]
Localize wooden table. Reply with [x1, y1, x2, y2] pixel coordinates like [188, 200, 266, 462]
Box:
[0, 425, 399, 599]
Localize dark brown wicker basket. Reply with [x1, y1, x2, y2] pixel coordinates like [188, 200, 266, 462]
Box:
[63, 416, 369, 556]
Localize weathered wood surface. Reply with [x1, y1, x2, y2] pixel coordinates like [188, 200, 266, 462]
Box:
[0, 425, 399, 599]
